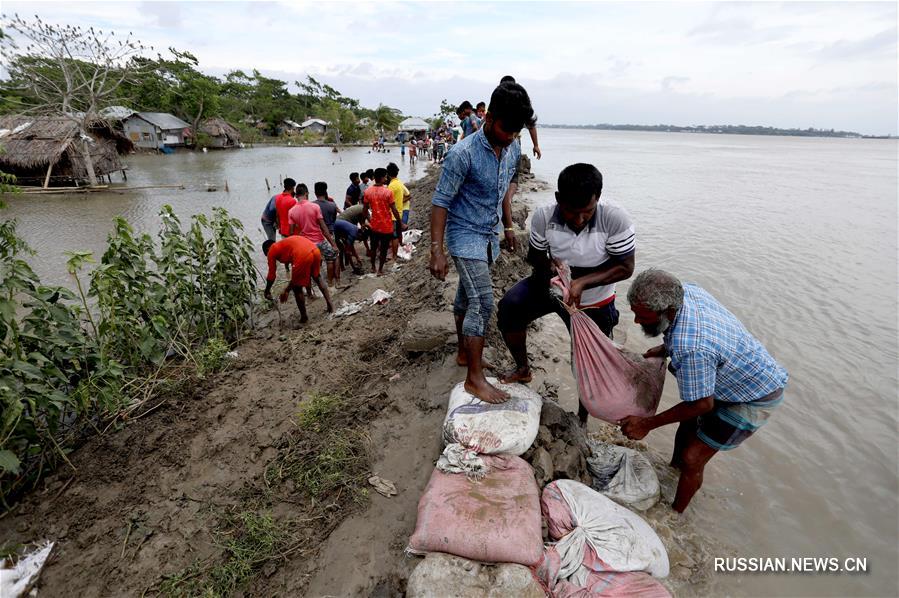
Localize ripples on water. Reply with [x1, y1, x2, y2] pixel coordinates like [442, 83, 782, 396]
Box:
[4, 132, 897, 596]
[522, 130, 898, 597]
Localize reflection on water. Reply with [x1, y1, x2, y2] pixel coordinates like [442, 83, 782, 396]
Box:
[4, 132, 898, 596]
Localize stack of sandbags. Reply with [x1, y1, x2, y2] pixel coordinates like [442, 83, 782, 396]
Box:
[406, 381, 546, 594]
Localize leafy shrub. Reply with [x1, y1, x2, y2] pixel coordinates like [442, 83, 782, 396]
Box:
[0, 205, 258, 507]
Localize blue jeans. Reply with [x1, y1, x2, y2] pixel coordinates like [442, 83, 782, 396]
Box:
[452, 256, 493, 338]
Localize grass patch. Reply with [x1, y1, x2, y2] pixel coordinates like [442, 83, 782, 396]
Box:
[157, 510, 289, 597]
[296, 393, 343, 432]
[154, 393, 372, 596]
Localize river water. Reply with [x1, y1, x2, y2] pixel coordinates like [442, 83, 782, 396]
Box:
[3, 130, 897, 596]
[2, 145, 425, 285]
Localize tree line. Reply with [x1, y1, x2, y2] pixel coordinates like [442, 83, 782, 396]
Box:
[0, 15, 405, 146]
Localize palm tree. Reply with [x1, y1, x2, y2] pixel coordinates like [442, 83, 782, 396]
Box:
[373, 103, 402, 136]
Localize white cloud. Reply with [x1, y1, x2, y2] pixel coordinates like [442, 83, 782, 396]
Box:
[3, 0, 896, 134]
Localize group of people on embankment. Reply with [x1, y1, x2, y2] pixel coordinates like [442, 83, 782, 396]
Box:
[259, 160, 414, 321]
[428, 77, 788, 513]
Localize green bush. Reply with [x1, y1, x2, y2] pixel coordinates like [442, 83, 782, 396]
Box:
[0, 205, 258, 507]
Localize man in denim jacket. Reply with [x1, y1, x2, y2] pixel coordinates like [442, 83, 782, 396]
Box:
[429, 82, 535, 403]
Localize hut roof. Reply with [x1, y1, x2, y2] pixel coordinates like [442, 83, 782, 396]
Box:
[132, 112, 191, 130]
[0, 116, 82, 170]
[0, 115, 127, 180]
[200, 117, 240, 140]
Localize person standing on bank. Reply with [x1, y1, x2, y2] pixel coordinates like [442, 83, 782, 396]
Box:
[498, 163, 636, 424]
[429, 82, 535, 404]
[620, 269, 788, 512]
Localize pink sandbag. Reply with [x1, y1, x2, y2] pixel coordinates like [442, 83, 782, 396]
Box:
[533, 547, 671, 598]
[407, 454, 543, 566]
[553, 265, 666, 423]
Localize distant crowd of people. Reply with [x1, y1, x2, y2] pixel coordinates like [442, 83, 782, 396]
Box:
[371, 83, 543, 167]
[259, 161, 412, 321]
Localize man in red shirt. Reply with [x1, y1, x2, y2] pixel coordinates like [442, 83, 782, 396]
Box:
[274, 178, 297, 237]
[362, 167, 402, 276]
[263, 236, 333, 323]
[287, 183, 340, 286]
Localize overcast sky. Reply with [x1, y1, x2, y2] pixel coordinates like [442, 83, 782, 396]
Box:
[5, 1, 897, 134]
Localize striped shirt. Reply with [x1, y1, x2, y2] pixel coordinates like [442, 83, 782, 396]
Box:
[529, 201, 635, 305]
[664, 284, 789, 403]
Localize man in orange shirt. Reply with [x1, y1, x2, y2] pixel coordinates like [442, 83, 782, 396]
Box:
[362, 167, 402, 276]
[263, 236, 333, 323]
[274, 178, 297, 238]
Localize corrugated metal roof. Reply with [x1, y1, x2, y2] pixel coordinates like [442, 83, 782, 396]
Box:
[300, 118, 329, 128]
[398, 117, 430, 131]
[132, 112, 191, 130]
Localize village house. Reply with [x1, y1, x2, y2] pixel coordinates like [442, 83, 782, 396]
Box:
[299, 118, 329, 135]
[123, 112, 192, 150]
[199, 117, 242, 149]
[398, 116, 430, 141]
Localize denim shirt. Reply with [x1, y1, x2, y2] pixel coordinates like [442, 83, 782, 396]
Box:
[432, 128, 520, 262]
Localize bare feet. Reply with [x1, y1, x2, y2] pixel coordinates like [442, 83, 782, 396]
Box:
[456, 352, 495, 370]
[464, 378, 509, 404]
[499, 367, 532, 384]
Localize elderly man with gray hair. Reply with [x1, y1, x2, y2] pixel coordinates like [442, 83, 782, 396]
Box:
[621, 269, 788, 513]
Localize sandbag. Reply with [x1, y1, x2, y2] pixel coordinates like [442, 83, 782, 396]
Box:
[541, 480, 669, 586]
[533, 546, 670, 598]
[443, 378, 542, 456]
[407, 553, 545, 598]
[586, 440, 660, 511]
[553, 265, 666, 424]
[407, 455, 544, 566]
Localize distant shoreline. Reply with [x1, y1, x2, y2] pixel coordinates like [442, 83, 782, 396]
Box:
[540, 124, 895, 140]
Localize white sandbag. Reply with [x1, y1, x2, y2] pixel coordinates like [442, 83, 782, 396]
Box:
[407, 553, 545, 598]
[542, 479, 669, 586]
[443, 378, 542, 456]
[0, 541, 54, 598]
[402, 229, 423, 244]
[586, 440, 660, 511]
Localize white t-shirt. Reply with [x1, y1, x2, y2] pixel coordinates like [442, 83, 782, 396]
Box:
[529, 201, 636, 305]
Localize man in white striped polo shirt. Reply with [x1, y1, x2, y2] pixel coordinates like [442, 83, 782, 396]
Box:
[498, 163, 636, 423]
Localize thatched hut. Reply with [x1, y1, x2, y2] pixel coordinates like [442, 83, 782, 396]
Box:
[0, 115, 131, 187]
[199, 117, 241, 148]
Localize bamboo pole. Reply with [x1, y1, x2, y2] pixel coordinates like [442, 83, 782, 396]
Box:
[43, 162, 54, 189]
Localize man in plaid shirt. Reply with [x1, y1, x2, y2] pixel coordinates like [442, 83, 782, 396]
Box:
[621, 269, 788, 512]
